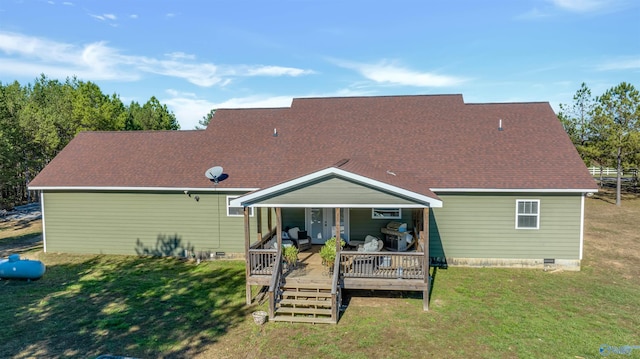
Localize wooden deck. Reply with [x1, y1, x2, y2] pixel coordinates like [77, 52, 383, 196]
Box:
[289, 247, 427, 287]
[248, 245, 429, 292]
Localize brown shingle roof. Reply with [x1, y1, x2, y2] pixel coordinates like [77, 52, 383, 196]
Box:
[29, 94, 597, 193]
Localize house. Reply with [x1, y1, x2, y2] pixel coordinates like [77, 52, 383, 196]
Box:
[28, 94, 597, 323]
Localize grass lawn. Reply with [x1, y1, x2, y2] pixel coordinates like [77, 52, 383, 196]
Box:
[1, 189, 639, 358]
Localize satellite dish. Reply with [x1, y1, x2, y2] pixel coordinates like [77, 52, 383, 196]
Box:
[205, 166, 224, 183]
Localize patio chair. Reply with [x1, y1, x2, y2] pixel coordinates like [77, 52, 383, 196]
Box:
[288, 227, 312, 251]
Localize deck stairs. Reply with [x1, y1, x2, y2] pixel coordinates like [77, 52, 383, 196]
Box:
[270, 277, 339, 324]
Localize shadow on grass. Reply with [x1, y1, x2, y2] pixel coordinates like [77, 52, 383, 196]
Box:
[0, 255, 249, 358]
[11, 217, 42, 230]
[0, 233, 42, 257]
[593, 180, 640, 204]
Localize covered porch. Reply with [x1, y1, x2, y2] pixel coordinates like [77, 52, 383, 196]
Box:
[232, 166, 443, 324]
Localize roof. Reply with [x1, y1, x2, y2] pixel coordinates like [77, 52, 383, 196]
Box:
[29, 94, 598, 194]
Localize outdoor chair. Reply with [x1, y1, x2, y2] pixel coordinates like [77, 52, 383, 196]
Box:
[288, 227, 312, 252]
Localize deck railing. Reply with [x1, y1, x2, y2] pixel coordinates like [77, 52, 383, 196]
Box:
[267, 249, 283, 319]
[248, 228, 278, 276]
[250, 228, 277, 249]
[340, 251, 426, 279]
[248, 248, 277, 275]
[331, 254, 341, 323]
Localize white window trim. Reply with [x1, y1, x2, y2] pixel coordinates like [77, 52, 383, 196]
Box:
[371, 208, 402, 219]
[227, 195, 253, 217]
[515, 199, 540, 230]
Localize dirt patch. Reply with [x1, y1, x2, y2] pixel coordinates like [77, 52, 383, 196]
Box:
[584, 188, 640, 284]
[343, 289, 421, 307]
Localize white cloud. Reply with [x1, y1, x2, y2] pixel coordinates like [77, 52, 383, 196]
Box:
[162, 91, 217, 129]
[163, 90, 294, 129]
[547, 0, 633, 13]
[596, 56, 640, 71]
[90, 13, 117, 24]
[136, 57, 227, 87]
[242, 65, 315, 77]
[516, 7, 553, 19]
[0, 31, 314, 87]
[520, 0, 633, 19]
[63, 2, 73, 6]
[213, 95, 294, 109]
[130, 14, 138, 19]
[548, 0, 607, 12]
[165, 52, 196, 61]
[335, 59, 466, 87]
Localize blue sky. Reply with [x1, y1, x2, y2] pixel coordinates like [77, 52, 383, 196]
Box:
[0, 0, 638, 129]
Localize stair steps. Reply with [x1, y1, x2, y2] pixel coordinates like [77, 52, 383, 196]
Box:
[270, 280, 339, 324]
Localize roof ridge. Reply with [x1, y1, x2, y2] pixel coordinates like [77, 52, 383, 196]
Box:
[293, 93, 463, 102]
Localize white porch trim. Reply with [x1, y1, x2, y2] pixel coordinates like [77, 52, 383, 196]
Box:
[230, 167, 443, 208]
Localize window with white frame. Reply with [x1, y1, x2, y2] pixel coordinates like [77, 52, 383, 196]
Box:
[372, 208, 401, 219]
[227, 196, 253, 217]
[516, 200, 539, 229]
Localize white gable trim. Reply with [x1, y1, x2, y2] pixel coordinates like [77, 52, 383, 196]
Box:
[230, 167, 443, 208]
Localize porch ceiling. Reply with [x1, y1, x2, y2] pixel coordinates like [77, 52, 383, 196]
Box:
[230, 167, 443, 208]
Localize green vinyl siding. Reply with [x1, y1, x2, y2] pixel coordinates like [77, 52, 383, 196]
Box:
[42, 191, 265, 256]
[429, 193, 582, 259]
[256, 177, 420, 206]
[281, 208, 306, 230]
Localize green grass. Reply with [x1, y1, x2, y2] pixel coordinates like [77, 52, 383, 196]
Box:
[1, 255, 248, 358]
[1, 190, 639, 358]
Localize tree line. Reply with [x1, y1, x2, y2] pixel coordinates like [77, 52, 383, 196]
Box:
[0, 75, 180, 209]
[558, 82, 640, 206]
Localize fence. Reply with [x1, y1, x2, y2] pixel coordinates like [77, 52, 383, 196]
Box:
[589, 167, 622, 176]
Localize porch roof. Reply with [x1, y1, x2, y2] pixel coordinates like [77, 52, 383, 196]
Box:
[230, 165, 443, 208]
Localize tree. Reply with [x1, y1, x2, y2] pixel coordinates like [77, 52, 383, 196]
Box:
[0, 75, 180, 209]
[196, 108, 216, 130]
[71, 80, 127, 132]
[0, 82, 27, 207]
[126, 97, 179, 130]
[558, 83, 596, 166]
[592, 82, 640, 206]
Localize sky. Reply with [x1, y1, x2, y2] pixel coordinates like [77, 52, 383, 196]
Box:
[0, 0, 638, 130]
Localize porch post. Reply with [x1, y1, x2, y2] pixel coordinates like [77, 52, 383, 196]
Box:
[422, 207, 430, 311]
[268, 207, 273, 232]
[276, 207, 283, 274]
[335, 207, 341, 255]
[244, 206, 252, 305]
[256, 207, 263, 243]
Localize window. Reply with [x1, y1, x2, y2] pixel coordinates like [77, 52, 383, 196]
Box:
[227, 196, 253, 217]
[372, 208, 401, 219]
[516, 200, 539, 229]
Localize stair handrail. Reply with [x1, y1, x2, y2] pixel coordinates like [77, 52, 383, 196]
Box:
[267, 247, 283, 319]
[330, 251, 341, 323]
[251, 228, 277, 249]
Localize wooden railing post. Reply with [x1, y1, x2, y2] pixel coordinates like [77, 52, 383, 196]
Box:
[268, 250, 283, 320]
[422, 207, 430, 311]
[335, 207, 341, 255]
[256, 207, 262, 245]
[244, 206, 252, 305]
[276, 207, 282, 275]
[331, 256, 341, 323]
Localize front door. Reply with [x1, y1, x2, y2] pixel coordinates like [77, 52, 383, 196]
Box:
[306, 208, 349, 244]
